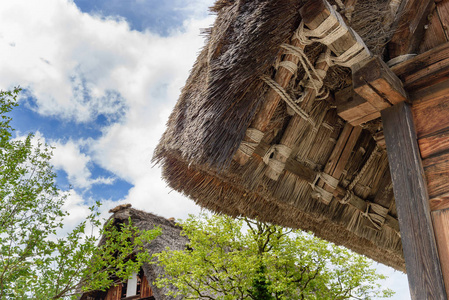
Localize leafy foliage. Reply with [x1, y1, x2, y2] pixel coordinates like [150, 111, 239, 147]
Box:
[0, 88, 160, 299]
[154, 213, 394, 300]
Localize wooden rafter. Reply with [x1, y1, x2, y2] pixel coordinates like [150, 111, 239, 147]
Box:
[388, 0, 435, 58]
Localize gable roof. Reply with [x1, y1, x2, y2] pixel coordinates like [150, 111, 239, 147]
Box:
[80, 206, 188, 300]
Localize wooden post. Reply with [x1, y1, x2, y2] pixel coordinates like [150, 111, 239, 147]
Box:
[382, 102, 447, 299]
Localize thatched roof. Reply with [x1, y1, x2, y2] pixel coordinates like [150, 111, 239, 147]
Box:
[80, 205, 188, 300]
[154, 0, 447, 271]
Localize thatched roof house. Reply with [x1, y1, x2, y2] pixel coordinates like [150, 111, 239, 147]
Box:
[79, 205, 187, 300]
[154, 0, 449, 284]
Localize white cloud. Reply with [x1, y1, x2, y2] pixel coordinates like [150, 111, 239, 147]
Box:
[1, 0, 213, 219]
[51, 139, 115, 189]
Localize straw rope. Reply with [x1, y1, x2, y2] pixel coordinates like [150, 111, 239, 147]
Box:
[262, 144, 292, 175]
[309, 172, 340, 204]
[292, 1, 370, 69]
[238, 128, 265, 157]
[279, 60, 299, 75]
[348, 144, 381, 191]
[362, 202, 389, 230]
[340, 145, 389, 230]
[280, 44, 324, 95]
[260, 75, 315, 126]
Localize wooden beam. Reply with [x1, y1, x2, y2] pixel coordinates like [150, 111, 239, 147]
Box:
[419, 2, 448, 53]
[353, 56, 407, 108]
[388, 0, 435, 58]
[265, 0, 369, 181]
[432, 208, 449, 297]
[382, 102, 447, 299]
[254, 139, 401, 234]
[335, 87, 379, 126]
[392, 41, 449, 92]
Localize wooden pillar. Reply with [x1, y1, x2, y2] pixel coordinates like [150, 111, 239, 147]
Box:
[382, 102, 447, 299]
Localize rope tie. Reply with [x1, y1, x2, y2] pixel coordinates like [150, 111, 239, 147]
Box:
[280, 44, 323, 94]
[260, 75, 315, 126]
[348, 145, 381, 191]
[294, 2, 348, 47]
[279, 60, 299, 74]
[292, 0, 370, 69]
[362, 202, 389, 230]
[309, 172, 339, 204]
[263, 144, 292, 175]
[340, 190, 354, 205]
[238, 128, 265, 156]
[321, 122, 334, 131]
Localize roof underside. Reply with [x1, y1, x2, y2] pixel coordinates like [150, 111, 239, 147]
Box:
[154, 0, 449, 271]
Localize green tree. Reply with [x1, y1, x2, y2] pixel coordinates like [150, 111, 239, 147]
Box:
[154, 213, 394, 300]
[0, 88, 161, 299]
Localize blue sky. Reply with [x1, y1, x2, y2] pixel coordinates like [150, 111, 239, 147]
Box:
[0, 0, 410, 298]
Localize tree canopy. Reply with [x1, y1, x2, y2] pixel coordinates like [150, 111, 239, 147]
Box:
[154, 213, 394, 300]
[0, 88, 160, 299]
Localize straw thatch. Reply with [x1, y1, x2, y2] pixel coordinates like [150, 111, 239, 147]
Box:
[80, 206, 188, 300]
[154, 0, 411, 271]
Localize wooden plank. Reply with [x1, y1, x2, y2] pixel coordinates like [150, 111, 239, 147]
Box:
[432, 208, 449, 297]
[423, 152, 449, 200]
[323, 123, 354, 175]
[105, 285, 122, 300]
[430, 195, 449, 211]
[403, 57, 449, 90]
[330, 126, 362, 179]
[392, 42, 449, 79]
[315, 124, 362, 204]
[388, 0, 435, 58]
[436, 0, 449, 40]
[419, 3, 448, 54]
[141, 275, 153, 298]
[411, 89, 449, 138]
[350, 111, 381, 126]
[409, 78, 449, 104]
[335, 87, 378, 123]
[382, 101, 447, 299]
[392, 41, 449, 92]
[353, 56, 407, 109]
[373, 168, 395, 208]
[418, 129, 449, 159]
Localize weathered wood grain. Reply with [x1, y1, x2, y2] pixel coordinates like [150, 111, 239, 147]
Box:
[335, 87, 379, 125]
[141, 275, 154, 297]
[423, 152, 449, 200]
[409, 78, 449, 104]
[388, 0, 435, 58]
[419, 3, 448, 54]
[105, 285, 122, 300]
[353, 56, 407, 109]
[432, 208, 449, 297]
[436, 0, 449, 40]
[382, 102, 447, 299]
[418, 129, 449, 159]
[392, 41, 449, 92]
[315, 124, 362, 204]
[411, 88, 449, 138]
